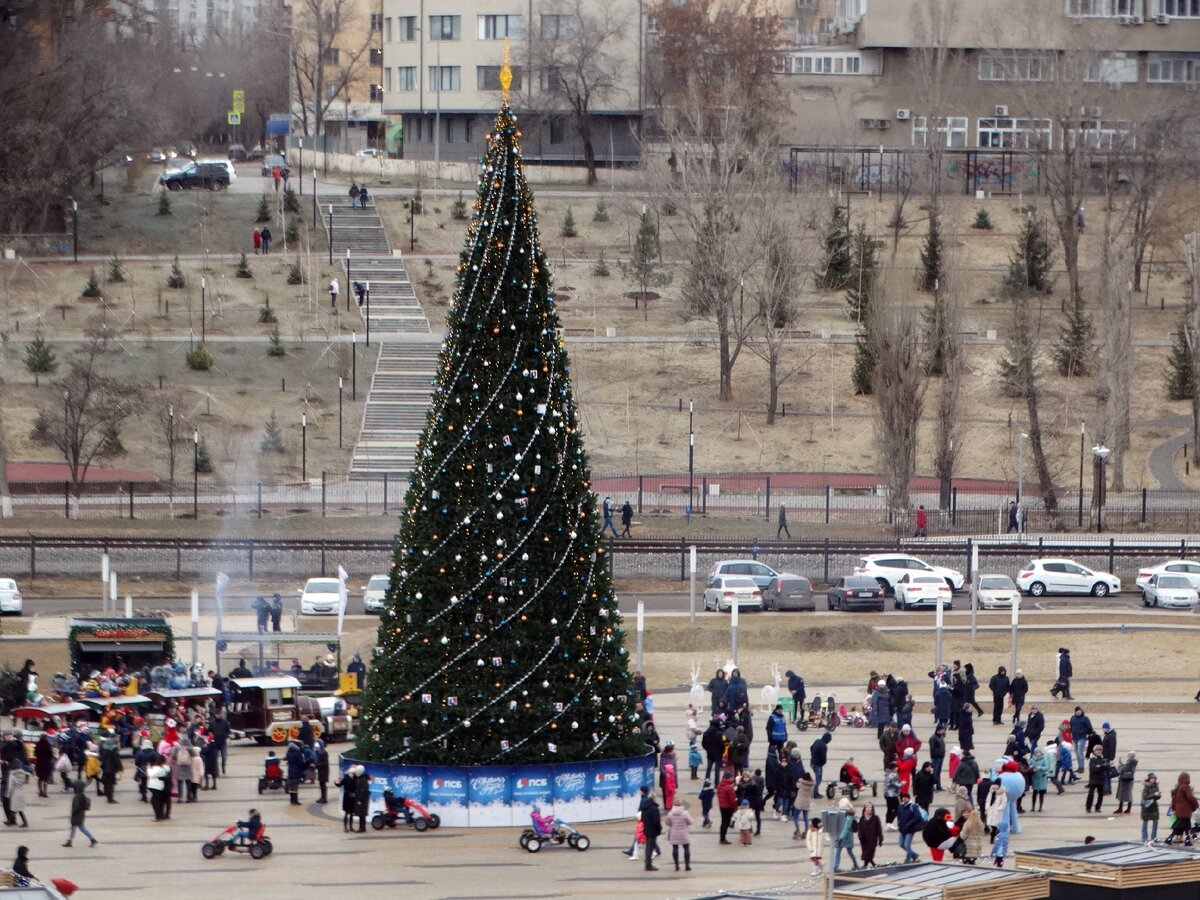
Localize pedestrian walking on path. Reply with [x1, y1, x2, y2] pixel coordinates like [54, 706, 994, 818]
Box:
[621, 500, 633, 538]
[777, 504, 791, 539]
[63, 780, 97, 847]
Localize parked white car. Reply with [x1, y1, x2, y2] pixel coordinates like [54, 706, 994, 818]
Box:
[0, 579, 22, 615]
[702, 576, 763, 613]
[195, 158, 237, 181]
[361, 574, 388, 613]
[970, 574, 1019, 610]
[855, 554, 965, 592]
[1135, 560, 1200, 593]
[1015, 559, 1121, 597]
[1141, 573, 1200, 609]
[298, 577, 341, 615]
[893, 573, 953, 610]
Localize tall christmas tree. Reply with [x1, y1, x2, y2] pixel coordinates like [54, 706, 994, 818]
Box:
[356, 63, 642, 767]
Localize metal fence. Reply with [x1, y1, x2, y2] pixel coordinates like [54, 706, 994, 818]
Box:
[6, 473, 1200, 534]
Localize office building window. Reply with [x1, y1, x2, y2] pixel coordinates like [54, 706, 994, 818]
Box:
[1148, 52, 1200, 82]
[370, 12, 383, 31]
[549, 117, 565, 144]
[370, 83, 384, 101]
[384, 18, 392, 42]
[1159, 0, 1200, 14]
[429, 15, 460, 40]
[978, 49, 1054, 81]
[478, 65, 523, 90]
[479, 14, 521, 39]
[1067, 119, 1134, 150]
[370, 47, 383, 66]
[1066, 0, 1138, 14]
[1084, 52, 1138, 83]
[912, 116, 968, 148]
[384, 67, 392, 91]
[977, 117, 1053, 149]
[429, 65, 461, 91]
[540, 13, 573, 39]
[323, 47, 339, 65]
[788, 50, 878, 75]
[446, 119, 455, 143]
[465, 118, 473, 142]
[397, 16, 416, 40]
[396, 66, 416, 91]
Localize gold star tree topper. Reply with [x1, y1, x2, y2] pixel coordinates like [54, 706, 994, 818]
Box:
[500, 37, 513, 104]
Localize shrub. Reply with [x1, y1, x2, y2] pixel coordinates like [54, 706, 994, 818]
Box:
[662, 199, 678, 216]
[186, 346, 214, 371]
[255, 195, 272, 224]
[268, 326, 286, 357]
[561, 207, 578, 238]
[235, 252, 253, 279]
[411, 190, 423, 215]
[451, 192, 468, 220]
[30, 410, 53, 444]
[593, 254, 611, 277]
[285, 218, 299, 243]
[593, 200, 610, 223]
[81, 270, 102, 297]
[1164, 318, 1194, 401]
[157, 192, 171, 216]
[1002, 215, 1055, 296]
[972, 209, 993, 230]
[167, 256, 186, 289]
[258, 299, 277, 324]
[260, 412, 285, 452]
[287, 262, 304, 285]
[108, 254, 125, 283]
[194, 440, 214, 474]
[283, 187, 300, 214]
[23, 335, 57, 385]
[100, 421, 124, 456]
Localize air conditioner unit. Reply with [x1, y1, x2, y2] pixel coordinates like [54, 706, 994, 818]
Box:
[1133, 14, 1145, 23]
[1117, 15, 1131, 23]
[860, 117, 877, 129]
[1156, 12, 1169, 22]
[896, 108, 911, 120]
[994, 104, 1009, 117]
[876, 118, 891, 129]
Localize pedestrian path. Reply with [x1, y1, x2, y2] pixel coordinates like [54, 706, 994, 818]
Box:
[349, 340, 440, 482]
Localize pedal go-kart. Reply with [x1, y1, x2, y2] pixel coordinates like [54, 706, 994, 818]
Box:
[519, 809, 591, 853]
[202, 823, 273, 859]
[371, 791, 441, 832]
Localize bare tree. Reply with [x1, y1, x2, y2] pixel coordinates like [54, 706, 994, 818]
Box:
[156, 394, 187, 499]
[871, 290, 926, 520]
[929, 247, 964, 510]
[47, 337, 142, 497]
[909, 0, 967, 217]
[533, 0, 627, 186]
[1185, 234, 1200, 467]
[291, 0, 373, 145]
[0, 333, 9, 518]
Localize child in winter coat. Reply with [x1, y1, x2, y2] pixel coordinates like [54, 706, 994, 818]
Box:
[688, 737, 702, 780]
[733, 799, 755, 845]
[666, 799, 693, 871]
[960, 809, 985, 864]
[188, 747, 203, 801]
[698, 779, 715, 827]
[662, 760, 678, 810]
[806, 817, 827, 875]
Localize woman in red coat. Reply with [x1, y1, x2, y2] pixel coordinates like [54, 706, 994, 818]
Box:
[897, 747, 919, 795]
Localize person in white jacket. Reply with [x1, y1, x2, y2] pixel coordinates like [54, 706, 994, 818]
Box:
[806, 817, 827, 876]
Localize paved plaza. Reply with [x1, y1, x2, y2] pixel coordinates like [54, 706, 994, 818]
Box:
[5, 680, 1195, 899]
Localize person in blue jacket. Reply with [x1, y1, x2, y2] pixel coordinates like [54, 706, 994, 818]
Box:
[285, 741, 306, 806]
[766, 705, 788, 752]
[896, 792, 924, 862]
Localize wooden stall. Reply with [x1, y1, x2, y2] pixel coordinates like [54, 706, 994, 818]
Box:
[1014, 841, 1200, 899]
[831, 862, 1050, 900]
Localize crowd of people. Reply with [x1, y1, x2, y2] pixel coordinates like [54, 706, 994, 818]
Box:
[623, 657, 1198, 877]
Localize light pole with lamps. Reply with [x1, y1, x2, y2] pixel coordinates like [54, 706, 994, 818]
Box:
[1092, 443, 1111, 533]
[351, 332, 357, 401]
[298, 138, 303, 196]
[167, 405, 175, 505]
[1017, 431, 1027, 505]
[301, 414, 308, 481]
[345, 249, 351, 312]
[434, 39, 442, 190]
[687, 400, 695, 517]
[338, 376, 344, 449]
[72, 200, 79, 263]
[327, 205, 334, 265]
[192, 429, 199, 519]
[200, 275, 207, 343]
[365, 281, 371, 346]
[1077, 422, 1086, 528]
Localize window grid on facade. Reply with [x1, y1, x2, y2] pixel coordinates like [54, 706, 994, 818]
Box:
[1159, 0, 1200, 14]
[1084, 52, 1138, 83]
[1148, 53, 1200, 81]
[478, 14, 521, 39]
[911, 116, 968, 148]
[429, 65, 461, 91]
[323, 47, 339, 65]
[1066, 0, 1138, 14]
[788, 52, 868, 74]
[478, 65, 524, 90]
[370, 12, 383, 31]
[1066, 120, 1136, 150]
[978, 50, 1054, 82]
[384, 17, 392, 42]
[977, 117, 1053, 149]
[369, 47, 383, 65]
[397, 16, 416, 40]
[396, 66, 416, 91]
[369, 83, 384, 101]
[540, 13, 573, 40]
[429, 15, 460, 40]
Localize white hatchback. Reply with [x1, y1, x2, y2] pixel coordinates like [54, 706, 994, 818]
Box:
[1016, 559, 1121, 597]
[894, 574, 953, 610]
[855, 554, 965, 592]
[0, 579, 22, 614]
[299, 578, 340, 615]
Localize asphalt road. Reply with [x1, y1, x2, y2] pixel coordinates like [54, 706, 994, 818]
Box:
[13, 590, 1151, 619]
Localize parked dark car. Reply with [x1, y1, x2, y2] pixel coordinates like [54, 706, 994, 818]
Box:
[827, 575, 886, 612]
[227, 143, 248, 160]
[160, 162, 230, 191]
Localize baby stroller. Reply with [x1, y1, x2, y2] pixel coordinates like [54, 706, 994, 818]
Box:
[371, 789, 441, 832]
[258, 756, 284, 794]
[519, 808, 591, 852]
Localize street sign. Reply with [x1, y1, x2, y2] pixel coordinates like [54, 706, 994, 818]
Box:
[232, 89, 246, 113]
[227, 111, 241, 125]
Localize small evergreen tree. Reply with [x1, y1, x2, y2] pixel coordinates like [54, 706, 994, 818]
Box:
[411, 190, 423, 215]
[268, 325, 286, 357]
[817, 206, 851, 290]
[561, 207, 578, 238]
[194, 439, 214, 474]
[285, 218, 299, 243]
[972, 208, 993, 230]
[255, 195, 272, 224]
[919, 213, 943, 292]
[283, 187, 300, 214]
[593, 200, 609, 223]
[1164, 318, 1195, 401]
[1053, 302, 1095, 377]
[235, 252, 253, 279]
[167, 256, 186, 289]
[662, 198, 678, 216]
[1003, 215, 1055, 295]
[258, 296, 278, 323]
[851, 331, 876, 396]
[157, 192, 172, 216]
[845, 224, 878, 324]
[593, 254, 610, 277]
[451, 192, 468, 220]
[260, 412, 285, 452]
[81, 270, 102, 298]
[186, 346, 214, 371]
[287, 262, 304, 285]
[100, 421, 124, 456]
[23, 335, 57, 385]
[628, 213, 668, 311]
[108, 254, 125, 283]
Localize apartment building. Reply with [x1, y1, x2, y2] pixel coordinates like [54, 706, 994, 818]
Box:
[778, 0, 1200, 157]
[378, 0, 643, 163]
[113, 0, 266, 46]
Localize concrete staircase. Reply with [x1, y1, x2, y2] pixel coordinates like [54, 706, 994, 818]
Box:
[320, 195, 392, 255]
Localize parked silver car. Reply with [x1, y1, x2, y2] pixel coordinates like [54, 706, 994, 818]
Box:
[702, 575, 763, 613]
[1141, 573, 1199, 609]
[708, 559, 814, 610]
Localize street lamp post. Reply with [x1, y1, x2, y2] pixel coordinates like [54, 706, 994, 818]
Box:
[434, 40, 442, 191]
[193, 429, 199, 519]
[328, 205, 334, 265]
[365, 281, 371, 346]
[1092, 444, 1110, 533]
[200, 275, 207, 343]
[338, 376, 344, 449]
[1077, 422, 1086, 528]
[351, 332, 357, 401]
[688, 400, 695, 517]
[312, 173, 318, 228]
[345, 249, 351, 312]
[302, 414, 308, 481]
[168, 405, 175, 505]
[72, 200, 79, 263]
[1017, 431, 1027, 505]
[298, 138, 303, 196]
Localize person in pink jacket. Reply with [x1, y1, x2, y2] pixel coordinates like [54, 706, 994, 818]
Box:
[666, 799, 693, 871]
[662, 759, 678, 810]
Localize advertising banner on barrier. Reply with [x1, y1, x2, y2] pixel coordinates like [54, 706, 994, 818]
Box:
[589, 759, 625, 819]
[468, 766, 512, 826]
[427, 766, 470, 827]
[622, 756, 655, 817]
[511, 766, 554, 816]
[552, 760, 591, 821]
